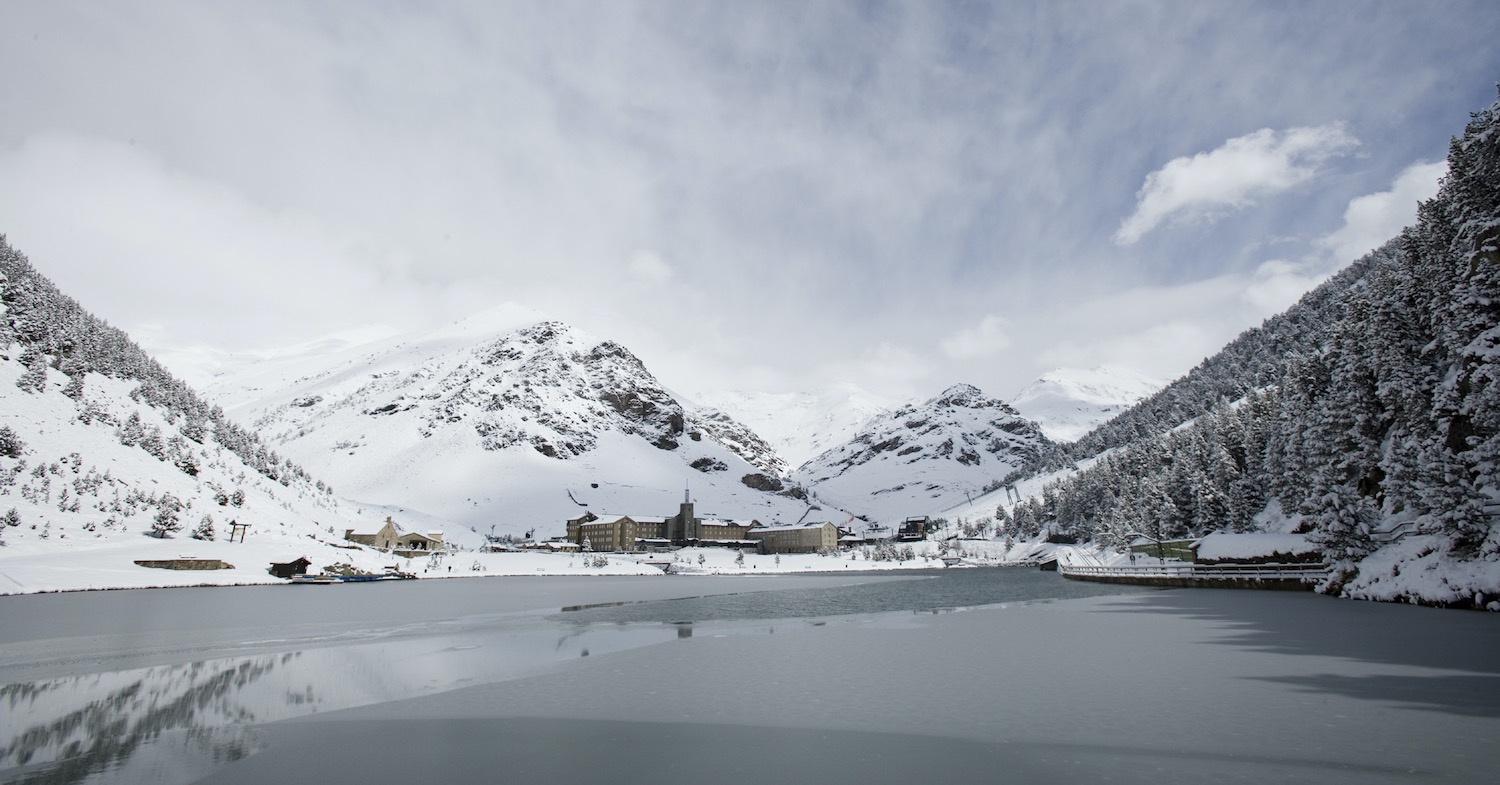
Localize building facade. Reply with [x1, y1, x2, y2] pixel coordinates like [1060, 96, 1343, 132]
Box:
[567, 498, 762, 550]
[345, 517, 445, 557]
[746, 521, 838, 554]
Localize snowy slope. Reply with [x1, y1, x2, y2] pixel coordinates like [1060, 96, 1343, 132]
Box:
[792, 384, 1053, 522]
[216, 319, 811, 536]
[0, 350, 455, 594]
[690, 386, 893, 469]
[1007, 366, 1163, 443]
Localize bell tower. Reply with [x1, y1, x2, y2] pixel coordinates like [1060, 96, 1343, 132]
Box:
[677, 485, 697, 542]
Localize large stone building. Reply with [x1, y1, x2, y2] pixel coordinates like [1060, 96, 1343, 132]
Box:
[566, 496, 760, 551]
[745, 521, 839, 554]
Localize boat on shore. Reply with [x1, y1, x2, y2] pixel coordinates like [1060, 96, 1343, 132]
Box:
[288, 574, 338, 585]
[288, 570, 417, 584]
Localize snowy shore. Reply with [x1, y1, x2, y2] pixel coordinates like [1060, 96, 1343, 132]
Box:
[0, 534, 1036, 595]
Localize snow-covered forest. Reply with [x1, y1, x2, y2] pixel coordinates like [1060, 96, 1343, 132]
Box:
[1004, 96, 1500, 601]
[1, 243, 320, 492]
[0, 235, 385, 583]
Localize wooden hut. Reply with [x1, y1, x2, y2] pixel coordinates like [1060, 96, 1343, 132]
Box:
[268, 557, 313, 579]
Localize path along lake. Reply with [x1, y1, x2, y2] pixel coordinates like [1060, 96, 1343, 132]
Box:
[2, 568, 1498, 784]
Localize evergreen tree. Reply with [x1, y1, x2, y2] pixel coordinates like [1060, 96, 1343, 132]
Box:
[0, 426, 23, 459]
[15, 346, 47, 393]
[151, 494, 184, 538]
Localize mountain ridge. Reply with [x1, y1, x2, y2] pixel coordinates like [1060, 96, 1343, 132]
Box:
[219, 316, 812, 534]
[793, 382, 1053, 520]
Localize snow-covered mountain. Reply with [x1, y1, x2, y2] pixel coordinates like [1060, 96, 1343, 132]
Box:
[217, 316, 812, 535]
[690, 386, 894, 470]
[1007, 366, 1164, 443]
[792, 384, 1053, 521]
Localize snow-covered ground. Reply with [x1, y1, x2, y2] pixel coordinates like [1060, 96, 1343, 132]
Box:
[0, 534, 1040, 595]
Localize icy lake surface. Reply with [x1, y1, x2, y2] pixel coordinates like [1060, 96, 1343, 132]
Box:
[2, 569, 1497, 784]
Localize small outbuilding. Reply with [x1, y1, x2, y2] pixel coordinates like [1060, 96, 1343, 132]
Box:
[268, 557, 313, 579]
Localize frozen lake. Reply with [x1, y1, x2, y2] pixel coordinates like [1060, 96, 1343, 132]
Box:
[2, 569, 1497, 784]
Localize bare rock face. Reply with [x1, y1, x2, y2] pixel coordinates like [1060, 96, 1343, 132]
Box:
[741, 472, 784, 492]
[690, 407, 787, 476]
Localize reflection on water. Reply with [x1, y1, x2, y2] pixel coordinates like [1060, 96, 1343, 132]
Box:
[549, 567, 1151, 625]
[559, 601, 632, 613]
[1, 612, 827, 785]
[1, 569, 1140, 784]
[1, 658, 279, 784]
[0, 620, 713, 784]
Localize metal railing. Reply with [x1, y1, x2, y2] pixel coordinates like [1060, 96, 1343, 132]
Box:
[1368, 521, 1419, 544]
[1059, 561, 1330, 581]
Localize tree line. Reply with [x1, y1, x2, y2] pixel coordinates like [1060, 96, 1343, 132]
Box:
[1006, 93, 1500, 570]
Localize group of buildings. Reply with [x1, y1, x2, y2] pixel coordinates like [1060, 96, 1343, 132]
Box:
[342, 498, 846, 558]
[565, 495, 841, 554]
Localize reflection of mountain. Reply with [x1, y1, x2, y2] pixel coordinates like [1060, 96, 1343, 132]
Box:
[0, 654, 288, 784]
[0, 617, 693, 784]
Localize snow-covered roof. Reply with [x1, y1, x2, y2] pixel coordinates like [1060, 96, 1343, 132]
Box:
[1191, 533, 1319, 560]
[751, 521, 834, 534]
[582, 514, 669, 524]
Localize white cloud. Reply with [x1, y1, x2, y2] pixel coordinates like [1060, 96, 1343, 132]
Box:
[3, 2, 1495, 405]
[1243, 259, 1327, 314]
[0, 133, 413, 344]
[1038, 321, 1220, 384]
[821, 342, 935, 401]
[1114, 124, 1359, 245]
[1242, 159, 1447, 314]
[627, 250, 674, 285]
[1316, 160, 1446, 264]
[940, 315, 1012, 360]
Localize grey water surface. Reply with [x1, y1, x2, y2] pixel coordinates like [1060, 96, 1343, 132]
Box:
[3, 569, 1497, 784]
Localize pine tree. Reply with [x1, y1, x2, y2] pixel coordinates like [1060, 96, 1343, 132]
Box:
[0, 426, 23, 459]
[151, 494, 184, 538]
[15, 346, 47, 393]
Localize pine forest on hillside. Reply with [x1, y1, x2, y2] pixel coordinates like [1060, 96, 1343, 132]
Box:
[0, 239, 350, 551]
[1005, 97, 1500, 596]
[1, 243, 319, 492]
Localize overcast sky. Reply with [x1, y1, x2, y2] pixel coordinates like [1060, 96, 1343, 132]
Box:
[3, 1, 1498, 405]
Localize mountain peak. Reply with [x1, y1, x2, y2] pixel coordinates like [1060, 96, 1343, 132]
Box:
[794, 383, 1052, 519]
[1008, 366, 1163, 443]
[930, 383, 1002, 410]
[218, 314, 795, 532]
